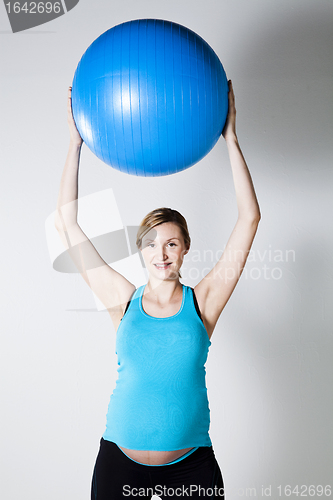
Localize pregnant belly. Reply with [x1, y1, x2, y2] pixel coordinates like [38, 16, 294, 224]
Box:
[118, 445, 194, 465]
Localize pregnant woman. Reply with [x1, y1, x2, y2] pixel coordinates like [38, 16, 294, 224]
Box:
[55, 81, 260, 499]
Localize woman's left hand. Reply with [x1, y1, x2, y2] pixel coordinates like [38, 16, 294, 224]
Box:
[222, 80, 237, 143]
[67, 86, 83, 146]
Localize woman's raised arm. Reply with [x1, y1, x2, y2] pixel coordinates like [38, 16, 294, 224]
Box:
[55, 87, 135, 325]
[194, 81, 261, 338]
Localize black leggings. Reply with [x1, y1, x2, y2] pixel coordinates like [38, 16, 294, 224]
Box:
[92, 438, 224, 499]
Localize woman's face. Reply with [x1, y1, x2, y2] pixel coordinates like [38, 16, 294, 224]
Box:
[140, 222, 189, 281]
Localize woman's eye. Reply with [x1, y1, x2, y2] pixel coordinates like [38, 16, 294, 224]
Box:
[168, 243, 176, 247]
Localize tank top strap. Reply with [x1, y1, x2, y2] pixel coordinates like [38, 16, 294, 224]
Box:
[122, 286, 144, 318]
[182, 285, 203, 322]
[190, 287, 203, 321]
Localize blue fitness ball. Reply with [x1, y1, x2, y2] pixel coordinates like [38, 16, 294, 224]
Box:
[72, 19, 229, 176]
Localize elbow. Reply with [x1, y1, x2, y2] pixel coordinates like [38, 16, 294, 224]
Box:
[249, 202, 261, 225]
[254, 209, 261, 224]
[54, 213, 63, 233]
[240, 208, 261, 226]
[252, 212, 261, 228]
[54, 211, 77, 234]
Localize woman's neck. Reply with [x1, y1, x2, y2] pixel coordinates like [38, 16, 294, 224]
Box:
[145, 279, 183, 305]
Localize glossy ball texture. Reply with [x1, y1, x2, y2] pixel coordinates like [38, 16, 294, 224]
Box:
[72, 19, 228, 176]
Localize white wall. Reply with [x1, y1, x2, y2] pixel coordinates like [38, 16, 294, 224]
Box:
[1, 1, 332, 499]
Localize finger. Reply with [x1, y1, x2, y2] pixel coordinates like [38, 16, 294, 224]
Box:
[228, 83, 235, 107]
[68, 95, 72, 110]
[67, 98, 74, 120]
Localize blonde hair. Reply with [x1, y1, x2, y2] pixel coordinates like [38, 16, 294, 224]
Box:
[136, 207, 191, 250]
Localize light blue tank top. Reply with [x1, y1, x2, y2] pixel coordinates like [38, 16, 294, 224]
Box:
[103, 284, 212, 451]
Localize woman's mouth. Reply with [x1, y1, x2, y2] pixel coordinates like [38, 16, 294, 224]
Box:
[154, 263, 171, 270]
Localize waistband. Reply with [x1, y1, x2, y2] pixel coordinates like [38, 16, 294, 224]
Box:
[116, 443, 199, 466]
[100, 438, 214, 469]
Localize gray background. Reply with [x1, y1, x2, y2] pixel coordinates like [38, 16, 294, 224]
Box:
[1, 0, 332, 499]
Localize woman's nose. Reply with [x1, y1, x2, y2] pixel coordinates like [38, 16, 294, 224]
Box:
[156, 244, 167, 261]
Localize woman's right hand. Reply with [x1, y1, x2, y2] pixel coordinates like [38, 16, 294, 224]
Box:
[222, 80, 237, 144]
[67, 86, 83, 146]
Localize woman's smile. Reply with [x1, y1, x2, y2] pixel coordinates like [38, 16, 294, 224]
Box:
[154, 262, 172, 269]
